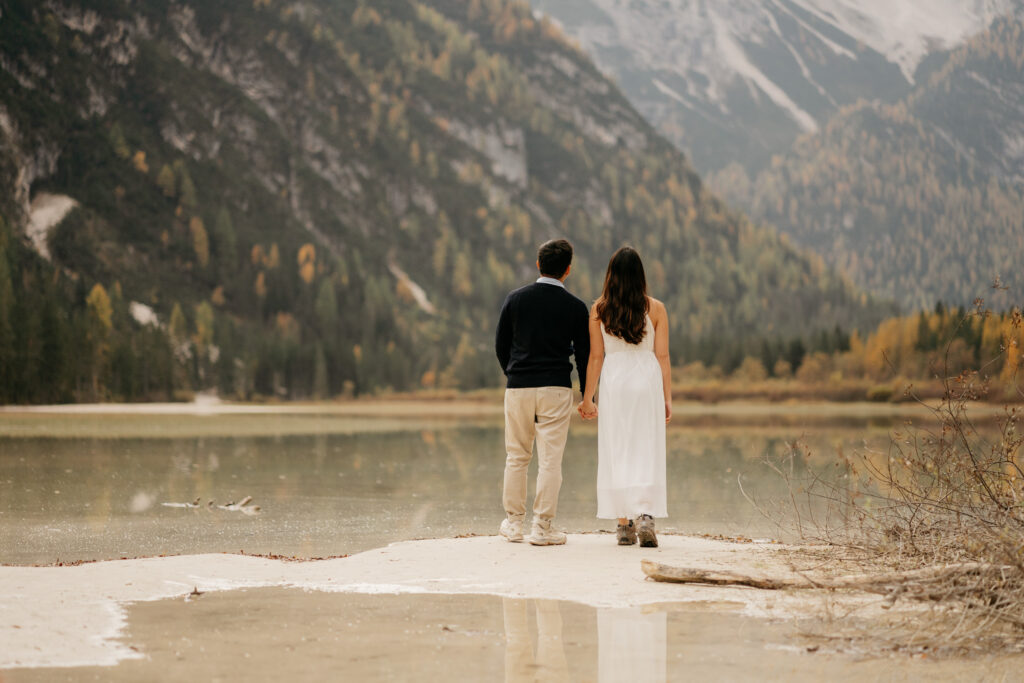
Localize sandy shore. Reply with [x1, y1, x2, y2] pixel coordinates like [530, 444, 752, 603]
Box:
[0, 398, 504, 418]
[0, 533, 831, 670]
[3, 396, 1010, 420]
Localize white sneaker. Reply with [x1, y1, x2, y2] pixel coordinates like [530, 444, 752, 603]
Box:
[500, 518, 524, 542]
[528, 518, 567, 546]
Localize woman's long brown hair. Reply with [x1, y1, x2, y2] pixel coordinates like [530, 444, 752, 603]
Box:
[595, 246, 649, 344]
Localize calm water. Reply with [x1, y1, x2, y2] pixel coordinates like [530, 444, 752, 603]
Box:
[10, 591, 1018, 682]
[0, 412, 897, 565]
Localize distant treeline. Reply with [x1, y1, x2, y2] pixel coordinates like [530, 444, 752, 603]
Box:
[683, 303, 1024, 391]
[4, 199, 1018, 404]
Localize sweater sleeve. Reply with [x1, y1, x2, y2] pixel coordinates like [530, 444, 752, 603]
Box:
[495, 293, 513, 375]
[572, 300, 590, 397]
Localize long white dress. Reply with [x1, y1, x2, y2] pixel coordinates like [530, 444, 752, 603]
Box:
[596, 314, 668, 519]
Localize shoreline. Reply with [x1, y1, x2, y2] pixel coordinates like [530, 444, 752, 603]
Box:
[0, 398, 1008, 439]
[0, 396, 1009, 418]
[0, 533, 833, 670]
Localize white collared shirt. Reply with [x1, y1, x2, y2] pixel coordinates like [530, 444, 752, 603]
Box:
[536, 276, 565, 288]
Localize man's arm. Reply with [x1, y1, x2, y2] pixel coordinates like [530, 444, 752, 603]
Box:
[572, 301, 591, 397]
[495, 294, 513, 374]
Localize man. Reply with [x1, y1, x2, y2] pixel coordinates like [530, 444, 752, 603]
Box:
[495, 239, 590, 546]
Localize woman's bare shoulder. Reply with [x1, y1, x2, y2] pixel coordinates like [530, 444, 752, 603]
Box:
[647, 297, 666, 315]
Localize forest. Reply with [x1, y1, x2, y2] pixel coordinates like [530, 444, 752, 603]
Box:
[1, 0, 896, 403]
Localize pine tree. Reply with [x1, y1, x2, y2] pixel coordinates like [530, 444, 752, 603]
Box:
[177, 164, 199, 209]
[156, 164, 176, 197]
[213, 207, 237, 271]
[169, 302, 188, 346]
[312, 342, 329, 399]
[0, 231, 16, 402]
[193, 301, 215, 384]
[314, 278, 338, 332]
[108, 123, 130, 159]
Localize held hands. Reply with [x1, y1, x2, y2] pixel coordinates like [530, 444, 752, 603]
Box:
[578, 399, 598, 420]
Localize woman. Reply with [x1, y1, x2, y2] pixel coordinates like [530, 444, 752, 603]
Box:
[579, 246, 670, 547]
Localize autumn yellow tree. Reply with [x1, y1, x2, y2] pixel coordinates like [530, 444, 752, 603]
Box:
[189, 216, 210, 267]
[297, 243, 316, 284]
[86, 283, 113, 397]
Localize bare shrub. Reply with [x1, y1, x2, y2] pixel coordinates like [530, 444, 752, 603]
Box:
[752, 298, 1024, 655]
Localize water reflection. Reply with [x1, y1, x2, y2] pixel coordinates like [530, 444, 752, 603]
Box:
[597, 608, 666, 683]
[0, 419, 896, 565]
[502, 599, 667, 683]
[24, 588, 1019, 681]
[503, 599, 570, 683]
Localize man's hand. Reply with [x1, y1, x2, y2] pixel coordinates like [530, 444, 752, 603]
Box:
[578, 399, 598, 420]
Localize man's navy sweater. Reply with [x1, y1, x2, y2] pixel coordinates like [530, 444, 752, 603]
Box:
[495, 281, 590, 396]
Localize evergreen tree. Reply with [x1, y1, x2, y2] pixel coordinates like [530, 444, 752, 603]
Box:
[213, 207, 237, 272]
[169, 302, 188, 346]
[37, 279, 69, 402]
[312, 341, 328, 399]
[176, 162, 199, 209]
[785, 339, 807, 372]
[314, 278, 338, 332]
[156, 164, 176, 197]
[0, 227, 15, 401]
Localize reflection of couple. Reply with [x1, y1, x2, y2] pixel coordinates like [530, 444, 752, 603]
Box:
[502, 598, 667, 683]
[496, 239, 670, 546]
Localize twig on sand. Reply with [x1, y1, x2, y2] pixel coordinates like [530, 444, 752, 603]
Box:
[214, 496, 260, 515]
[162, 496, 260, 515]
[161, 497, 201, 509]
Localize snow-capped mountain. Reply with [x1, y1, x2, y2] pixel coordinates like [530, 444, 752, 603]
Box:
[530, 0, 1016, 174]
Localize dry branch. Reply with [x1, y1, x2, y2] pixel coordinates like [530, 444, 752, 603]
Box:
[641, 559, 1015, 595]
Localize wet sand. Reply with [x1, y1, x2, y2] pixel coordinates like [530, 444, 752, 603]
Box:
[1, 534, 823, 669]
[3, 534, 1022, 681]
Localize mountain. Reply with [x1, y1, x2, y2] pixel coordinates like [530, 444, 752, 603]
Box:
[528, 0, 1015, 176]
[0, 0, 883, 403]
[710, 16, 1024, 309]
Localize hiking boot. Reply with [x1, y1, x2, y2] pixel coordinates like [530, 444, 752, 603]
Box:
[635, 514, 658, 548]
[616, 520, 637, 545]
[528, 518, 567, 546]
[500, 517, 524, 543]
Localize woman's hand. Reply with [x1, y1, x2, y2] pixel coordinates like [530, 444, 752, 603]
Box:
[578, 399, 598, 420]
[664, 399, 672, 424]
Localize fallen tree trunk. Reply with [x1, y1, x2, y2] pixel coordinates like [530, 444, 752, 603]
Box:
[641, 559, 1014, 592]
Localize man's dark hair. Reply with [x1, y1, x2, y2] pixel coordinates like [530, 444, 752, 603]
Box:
[537, 239, 573, 278]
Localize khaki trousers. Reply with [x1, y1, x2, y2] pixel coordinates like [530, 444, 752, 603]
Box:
[502, 387, 574, 522]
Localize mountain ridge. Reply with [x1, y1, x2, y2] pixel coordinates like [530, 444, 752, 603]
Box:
[0, 0, 884, 402]
[711, 15, 1024, 309]
[529, 0, 1018, 175]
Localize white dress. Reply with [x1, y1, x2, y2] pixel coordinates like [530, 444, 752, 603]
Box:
[596, 314, 668, 519]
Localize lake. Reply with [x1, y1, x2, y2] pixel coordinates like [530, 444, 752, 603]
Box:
[0, 403, 903, 565]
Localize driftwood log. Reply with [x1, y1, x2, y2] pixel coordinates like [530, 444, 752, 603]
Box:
[641, 559, 1013, 594]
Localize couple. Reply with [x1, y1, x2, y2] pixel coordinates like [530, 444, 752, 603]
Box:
[495, 239, 670, 548]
